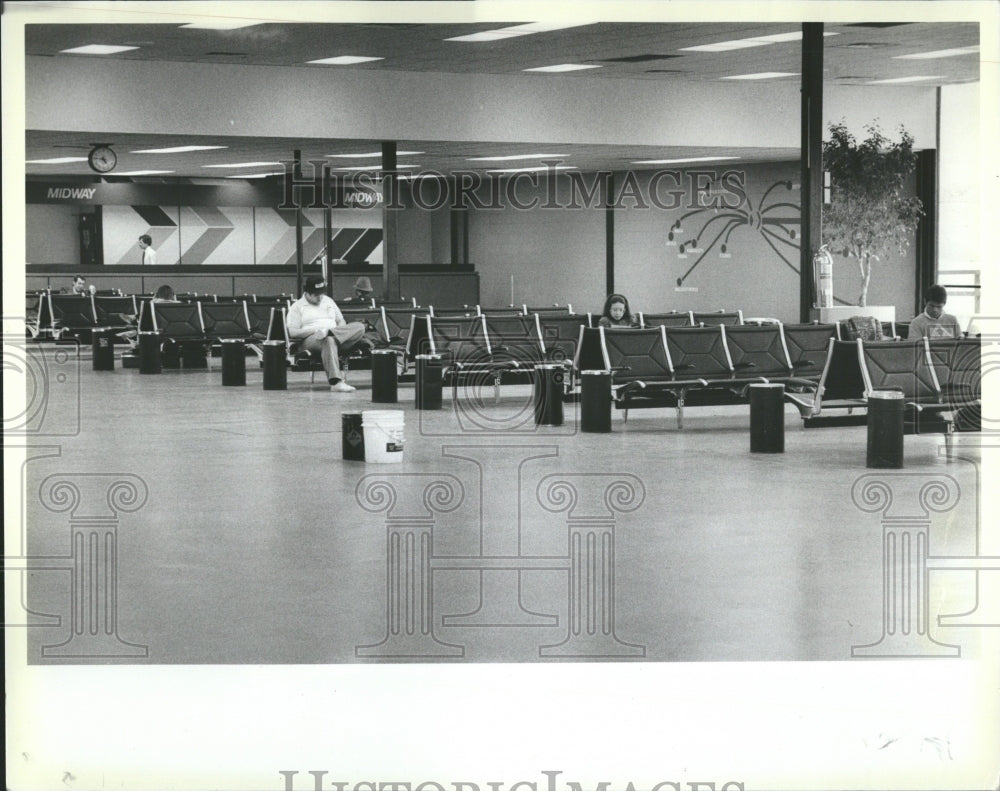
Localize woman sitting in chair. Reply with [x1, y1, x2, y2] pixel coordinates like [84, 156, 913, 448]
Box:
[598, 293, 638, 328]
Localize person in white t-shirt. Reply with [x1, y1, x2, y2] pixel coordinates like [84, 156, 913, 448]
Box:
[286, 275, 366, 392]
[908, 284, 963, 340]
[138, 234, 158, 266]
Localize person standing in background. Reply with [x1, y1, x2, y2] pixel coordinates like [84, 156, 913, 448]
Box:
[139, 234, 157, 266]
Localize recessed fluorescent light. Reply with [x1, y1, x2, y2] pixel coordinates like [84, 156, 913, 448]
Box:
[486, 165, 577, 174]
[26, 157, 89, 164]
[681, 31, 837, 52]
[867, 75, 945, 84]
[466, 154, 567, 162]
[524, 64, 602, 73]
[894, 46, 979, 60]
[112, 170, 175, 176]
[225, 173, 282, 179]
[326, 151, 423, 158]
[307, 56, 384, 65]
[446, 22, 588, 42]
[721, 72, 799, 80]
[59, 44, 140, 55]
[202, 162, 283, 168]
[132, 145, 229, 154]
[180, 20, 264, 30]
[632, 157, 739, 165]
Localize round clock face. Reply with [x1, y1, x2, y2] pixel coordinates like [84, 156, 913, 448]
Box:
[88, 145, 117, 173]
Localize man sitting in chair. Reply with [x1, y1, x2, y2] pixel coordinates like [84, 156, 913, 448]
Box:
[342, 276, 375, 304]
[287, 275, 366, 392]
[908, 284, 963, 340]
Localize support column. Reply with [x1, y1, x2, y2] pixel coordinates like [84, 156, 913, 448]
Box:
[800, 23, 825, 323]
[381, 142, 401, 301]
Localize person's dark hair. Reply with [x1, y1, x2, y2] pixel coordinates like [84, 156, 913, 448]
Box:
[926, 284, 948, 304]
[155, 285, 175, 301]
[601, 293, 632, 324]
[139, 234, 152, 246]
[73, 275, 86, 284]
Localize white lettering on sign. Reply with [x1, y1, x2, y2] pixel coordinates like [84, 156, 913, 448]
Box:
[46, 187, 97, 200]
[343, 191, 382, 207]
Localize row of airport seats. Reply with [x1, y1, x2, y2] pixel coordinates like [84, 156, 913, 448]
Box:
[592, 322, 980, 441]
[32, 293, 973, 440]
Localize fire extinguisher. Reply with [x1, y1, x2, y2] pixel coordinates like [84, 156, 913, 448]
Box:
[813, 244, 834, 308]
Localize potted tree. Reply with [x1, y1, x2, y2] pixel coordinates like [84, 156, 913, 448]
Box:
[822, 121, 924, 307]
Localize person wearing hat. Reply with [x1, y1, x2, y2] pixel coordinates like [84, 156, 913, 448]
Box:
[342, 276, 375, 304]
[286, 275, 366, 392]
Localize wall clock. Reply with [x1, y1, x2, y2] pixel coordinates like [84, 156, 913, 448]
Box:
[87, 144, 117, 173]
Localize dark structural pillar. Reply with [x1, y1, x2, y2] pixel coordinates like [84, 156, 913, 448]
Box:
[749, 383, 786, 453]
[915, 148, 938, 315]
[533, 363, 565, 426]
[138, 331, 161, 374]
[262, 340, 287, 391]
[415, 353, 443, 410]
[371, 348, 399, 403]
[294, 149, 304, 298]
[221, 339, 246, 386]
[382, 142, 401, 301]
[91, 327, 115, 371]
[867, 391, 905, 468]
[605, 171, 615, 296]
[800, 23, 825, 323]
[580, 370, 612, 433]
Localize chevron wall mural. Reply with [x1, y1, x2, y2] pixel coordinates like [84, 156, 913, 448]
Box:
[101, 206, 383, 266]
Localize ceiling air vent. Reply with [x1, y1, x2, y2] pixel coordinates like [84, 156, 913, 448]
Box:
[600, 54, 681, 63]
[200, 51, 249, 60]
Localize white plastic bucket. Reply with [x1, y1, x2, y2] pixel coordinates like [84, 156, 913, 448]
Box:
[362, 410, 405, 463]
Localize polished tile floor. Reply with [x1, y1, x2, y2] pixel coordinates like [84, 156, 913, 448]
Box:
[14, 346, 989, 664]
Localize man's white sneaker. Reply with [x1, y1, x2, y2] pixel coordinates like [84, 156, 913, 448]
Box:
[330, 381, 356, 393]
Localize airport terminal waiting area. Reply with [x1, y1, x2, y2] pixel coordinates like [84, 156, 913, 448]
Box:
[16, 289, 990, 664]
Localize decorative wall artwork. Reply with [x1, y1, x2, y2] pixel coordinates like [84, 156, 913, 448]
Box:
[669, 177, 802, 288]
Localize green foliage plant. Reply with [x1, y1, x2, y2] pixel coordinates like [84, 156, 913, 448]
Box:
[822, 121, 924, 307]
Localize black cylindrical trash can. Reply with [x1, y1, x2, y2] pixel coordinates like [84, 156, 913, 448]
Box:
[262, 340, 287, 391]
[160, 340, 180, 369]
[749, 383, 785, 453]
[867, 390, 905, 468]
[371, 349, 398, 403]
[138, 331, 161, 375]
[181, 342, 209, 369]
[580, 370, 612, 433]
[533, 363, 565, 426]
[221, 339, 246, 386]
[92, 327, 115, 371]
[342, 413, 365, 461]
[415, 354, 443, 410]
